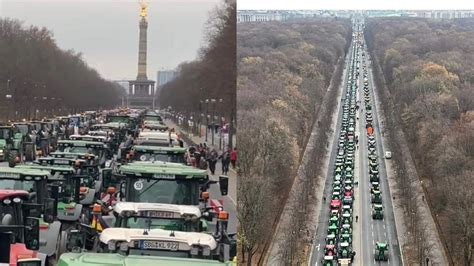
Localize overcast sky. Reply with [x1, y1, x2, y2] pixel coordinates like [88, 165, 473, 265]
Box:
[238, 0, 474, 10]
[0, 0, 222, 80]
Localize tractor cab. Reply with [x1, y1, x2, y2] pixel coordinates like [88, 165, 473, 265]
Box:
[371, 190, 382, 204]
[116, 163, 228, 209]
[56, 140, 107, 165]
[375, 242, 389, 261]
[34, 157, 101, 203]
[0, 189, 54, 266]
[338, 242, 352, 259]
[372, 204, 384, 220]
[109, 202, 211, 233]
[0, 167, 50, 207]
[330, 200, 341, 212]
[325, 234, 336, 245]
[322, 255, 336, 266]
[0, 125, 23, 166]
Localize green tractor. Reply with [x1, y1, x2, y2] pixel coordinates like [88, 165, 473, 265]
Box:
[371, 190, 382, 204]
[0, 125, 23, 167]
[372, 204, 384, 220]
[374, 242, 389, 261]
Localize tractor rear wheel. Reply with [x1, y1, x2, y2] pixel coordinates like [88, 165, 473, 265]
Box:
[25, 144, 35, 161]
[8, 150, 18, 167]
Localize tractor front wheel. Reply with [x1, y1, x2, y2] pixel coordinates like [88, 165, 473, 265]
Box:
[8, 150, 18, 167]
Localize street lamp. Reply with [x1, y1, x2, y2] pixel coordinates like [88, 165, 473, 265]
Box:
[211, 99, 216, 146]
[205, 99, 210, 142]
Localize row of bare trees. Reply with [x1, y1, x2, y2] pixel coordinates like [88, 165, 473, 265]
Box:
[0, 18, 123, 120]
[366, 17, 474, 265]
[157, 0, 236, 146]
[237, 18, 351, 265]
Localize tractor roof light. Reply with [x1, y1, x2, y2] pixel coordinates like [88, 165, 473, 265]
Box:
[12, 197, 21, 204]
[3, 199, 11, 205]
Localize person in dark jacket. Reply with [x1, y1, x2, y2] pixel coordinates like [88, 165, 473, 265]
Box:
[220, 150, 230, 175]
[207, 149, 218, 175]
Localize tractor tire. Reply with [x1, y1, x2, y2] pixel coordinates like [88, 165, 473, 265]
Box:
[54, 230, 68, 263]
[25, 144, 35, 161]
[8, 151, 18, 167]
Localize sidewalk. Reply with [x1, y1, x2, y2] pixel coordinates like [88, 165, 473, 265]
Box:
[165, 119, 237, 205]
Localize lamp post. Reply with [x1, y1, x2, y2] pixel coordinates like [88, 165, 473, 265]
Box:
[211, 98, 216, 146]
[218, 98, 223, 150]
[205, 99, 209, 142]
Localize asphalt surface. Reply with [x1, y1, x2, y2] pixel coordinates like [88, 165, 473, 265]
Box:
[309, 36, 354, 266]
[310, 23, 402, 266]
[356, 39, 402, 265]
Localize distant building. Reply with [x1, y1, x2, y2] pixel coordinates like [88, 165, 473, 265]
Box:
[413, 10, 474, 19]
[114, 80, 130, 94]
[237, 11, 283, 23]
[157, 70, 176, 87]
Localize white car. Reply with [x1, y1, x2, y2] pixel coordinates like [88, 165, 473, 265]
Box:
[385, 151, 392, 159]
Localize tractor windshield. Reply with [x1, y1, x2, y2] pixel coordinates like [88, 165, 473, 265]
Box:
[15, 125, 29, 135]
[133, 151, 186, 164]
[0, 180, 35, 192]
[0, 129, 12, 140]
[127, 178, 199, 205]
[124, 216, 187, 231]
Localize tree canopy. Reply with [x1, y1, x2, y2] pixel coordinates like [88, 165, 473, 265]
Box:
[366, 17, 474, 265]
[0, 18, 123, 120]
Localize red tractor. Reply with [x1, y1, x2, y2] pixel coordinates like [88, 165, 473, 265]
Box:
[0, 189, 56, 266]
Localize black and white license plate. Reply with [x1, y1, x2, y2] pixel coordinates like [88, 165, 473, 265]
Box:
[55, 159, 70, 165]
[139, 240, 179, 251]
[146, 211, 174, 218]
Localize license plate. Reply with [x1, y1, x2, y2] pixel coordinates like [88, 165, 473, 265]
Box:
[139, 240, 179, 251]
[153, 174, 175, 179]
[146, 211, 174, 218]
[55, 159, 70, 165]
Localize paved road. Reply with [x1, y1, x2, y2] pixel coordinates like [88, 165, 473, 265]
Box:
[357, 27, 402, 266]
[309, 33, 355, 266]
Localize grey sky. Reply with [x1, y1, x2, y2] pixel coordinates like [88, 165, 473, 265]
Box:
[0, 0, 222, 80]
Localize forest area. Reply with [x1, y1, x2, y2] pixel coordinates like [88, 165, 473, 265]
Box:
[0, 18, 123, 120]
[366, 18, 474, 265]
[157, 1, 236, 130]
[237, 19, 351, 265]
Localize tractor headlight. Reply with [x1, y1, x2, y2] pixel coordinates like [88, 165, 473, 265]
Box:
[108, 240, 116, 251]
[190, 246, 199, 256]
[119, 242, 128, 252]
[202, 246, 211, 256]
[0, 149, 3, 153]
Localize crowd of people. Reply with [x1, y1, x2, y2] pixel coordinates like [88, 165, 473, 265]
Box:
[186, 144, 237, 176]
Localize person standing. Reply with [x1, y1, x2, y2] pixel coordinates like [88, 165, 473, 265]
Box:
[220, 150, 230, 175]
[230, 147, 237, 169]
[207, 148, 218, 175]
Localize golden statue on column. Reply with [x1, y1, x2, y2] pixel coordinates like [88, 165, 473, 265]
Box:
[139, 0, 149, 18]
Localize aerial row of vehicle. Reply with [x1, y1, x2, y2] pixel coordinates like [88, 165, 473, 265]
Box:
[357, 26, 390, 262]
[0, 108, 235, 266]
[322, 28, 360, 266]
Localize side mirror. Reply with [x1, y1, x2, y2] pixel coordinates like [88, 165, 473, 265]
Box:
[24, 217, 40, 250]
[43, 198, 57, 223]
[219, 175, 229, 196]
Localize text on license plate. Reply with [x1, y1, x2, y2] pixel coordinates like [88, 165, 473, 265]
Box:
[140, 240, 179, 251]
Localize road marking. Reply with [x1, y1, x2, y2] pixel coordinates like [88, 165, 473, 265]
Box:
[316, 244, 320, 251]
